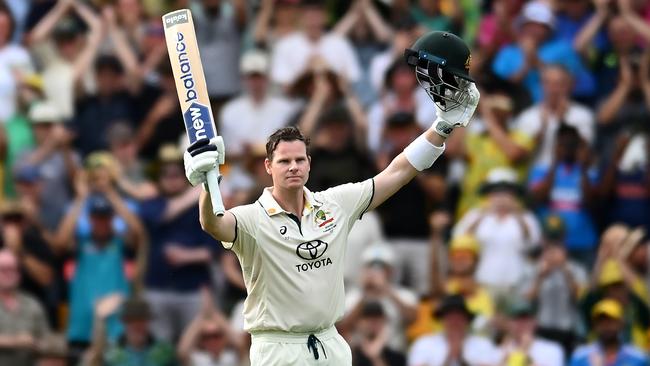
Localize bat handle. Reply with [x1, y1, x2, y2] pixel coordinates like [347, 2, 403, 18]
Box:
[205, 168, 225, 216]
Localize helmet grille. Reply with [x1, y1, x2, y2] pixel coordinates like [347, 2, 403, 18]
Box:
[414, 60, 471, 112]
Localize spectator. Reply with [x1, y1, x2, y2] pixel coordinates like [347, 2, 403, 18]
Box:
[136, 60, 185, 160]
[3, 73, 43, 197]
[368, 14, 420, 95]
[177, 288, 241, 366]
[270, 0, 362, 87]
[574, 1, 650, 99]
[350, 301, 406, 366]
[498, 298, 564, 366]
[583, 256, 650, 350]
[141, 144, 218, 342]
[600, 130, 650, 232]
[367, 60, 436, 154]
[0, 248, 50, 366]
[193, 0, 247, 114]
[53, 173, 146, 346]
[107, 122, 158, 201]
[0, 4, 34, 123]
[376, 112, 447, 295]
[448, 89, 532, 217]
[408, 234, 495, 342]
[307, 105, 376, 192]
[529, 124, 598, 266]
[474, 0, 521, 75]
[570, 299, 647, 366]
[514, 64, 595, 167]
[333, 0, 395, 106]
[409, 0, 461, 33]
[71, 55, 136, 157]
[26, 0, 103, 120]
[252, 0, 300, 50]
[408, 295, 501, 366]
[219, 50, 297, 160]
[342, 244, 418, 353]
[594, 49, 650, 160]
[453, 167, 541, 299]
[519, 214, 588, 355]
[20, 101, 79, 232]
[492, 1, 594, 102]
[0, 199, 57, 326]
[35, 333, 69, 366]
[86, 294, 176, 366]
[554, 0, 597, 43]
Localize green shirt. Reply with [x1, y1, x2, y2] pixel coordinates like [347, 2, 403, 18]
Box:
[104, 340, 176, 366]
[4, 113, 35, 197]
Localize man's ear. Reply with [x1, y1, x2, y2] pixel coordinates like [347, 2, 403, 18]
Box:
[307, 155, 311, 172]
[264, 158, 272, 175]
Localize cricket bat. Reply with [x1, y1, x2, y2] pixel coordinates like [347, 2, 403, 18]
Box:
[162, 9, 225, 216]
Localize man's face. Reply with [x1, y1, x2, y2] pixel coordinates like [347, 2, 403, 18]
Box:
[542, 67, 572, 101]
[391, 67, 417, 95]
[90, 214, 113, 242]
[508, 315, 536, 339]
[302, 7, 326, 36]
[449, 250, 476, 276]
[198, 323, 226, 354]
[520, 22, 550, 44]
[442, 310, 470, 339]
[595, 316, 622, 345]
[265, 140, 310, 191]
[96, 69, 123, 97]
[125, 319, 149, 347]
[33, 123, 54, 145]
[358, 315, 386, 339]
[0, 12, 11, 46]
[244, 74, 268, 97]
[0, 251, 20, 291]
[158, 163, 188, 196]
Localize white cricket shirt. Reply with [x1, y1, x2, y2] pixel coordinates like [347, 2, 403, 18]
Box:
[226, 179, 374, 333]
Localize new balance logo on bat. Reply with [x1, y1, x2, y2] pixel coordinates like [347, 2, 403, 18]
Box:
[174, 32, 197, 103]
[183, 103, 214, 143]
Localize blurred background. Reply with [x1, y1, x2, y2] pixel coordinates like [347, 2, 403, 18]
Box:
[0, 0, 649, 365]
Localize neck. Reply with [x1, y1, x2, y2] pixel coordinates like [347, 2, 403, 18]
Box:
[272, 186, 304, 217]
[250, 92, 266, 104]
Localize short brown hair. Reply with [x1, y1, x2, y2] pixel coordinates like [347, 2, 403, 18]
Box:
[266, 127, 310, 160]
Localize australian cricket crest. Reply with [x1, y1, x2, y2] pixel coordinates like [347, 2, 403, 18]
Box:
[314, 209, 336, 232]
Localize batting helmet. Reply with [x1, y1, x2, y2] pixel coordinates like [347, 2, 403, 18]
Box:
[404, 31, 474, 111]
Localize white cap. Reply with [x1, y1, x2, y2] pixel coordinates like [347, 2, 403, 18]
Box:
[240, 50, 269, 75]
[361, 244, 396, 267]
[485, 167, 518, 184]
[29, 101, 62, 124]
[519, 1, 555, 29]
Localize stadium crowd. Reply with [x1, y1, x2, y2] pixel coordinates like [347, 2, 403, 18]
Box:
[0, 0, 650, 365]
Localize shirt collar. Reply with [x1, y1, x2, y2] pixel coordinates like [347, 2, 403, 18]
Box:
[258, 186, 322, 217]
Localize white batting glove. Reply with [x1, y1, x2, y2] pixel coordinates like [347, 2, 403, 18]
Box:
[433, 83, 480, 138]
[183, 137, 225, 187]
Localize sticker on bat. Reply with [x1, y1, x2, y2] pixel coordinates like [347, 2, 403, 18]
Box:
[183, 103, 215, 143]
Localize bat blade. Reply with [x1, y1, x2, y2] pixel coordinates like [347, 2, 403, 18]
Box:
[162, 9, 224, 216]
[162, 9, 217, 144]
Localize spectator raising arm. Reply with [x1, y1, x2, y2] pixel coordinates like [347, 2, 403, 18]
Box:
[70, 1, 104, 83]
[618, 0, 650, 44]
[103, 6, 141, 92]
[102, 185, 146, 249]
[573, 0, 610, 57]
[25, 0, 74, 46]
[84, 293, 125, 366]
[598, 55, 635, 124]
[51, 172, 89, 253]
[252, 0, 275, 48]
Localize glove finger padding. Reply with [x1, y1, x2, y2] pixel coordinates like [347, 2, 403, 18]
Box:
[183, 137, 225, 186]
[433, 83, 480, 136]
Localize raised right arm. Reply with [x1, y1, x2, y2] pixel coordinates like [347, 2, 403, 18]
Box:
[199, 190, 236, 243]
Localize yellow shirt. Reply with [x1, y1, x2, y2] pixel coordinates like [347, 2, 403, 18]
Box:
[406, 281, 495, 343]
[456, 130, 534, 218]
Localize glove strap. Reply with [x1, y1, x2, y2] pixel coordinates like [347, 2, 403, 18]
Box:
[432, 118, 455, 138]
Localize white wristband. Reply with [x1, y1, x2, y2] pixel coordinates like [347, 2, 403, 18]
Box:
[404, 135, 445, 171]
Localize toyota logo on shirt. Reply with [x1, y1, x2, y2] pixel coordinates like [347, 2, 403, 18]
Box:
[296, 240, 329, 260]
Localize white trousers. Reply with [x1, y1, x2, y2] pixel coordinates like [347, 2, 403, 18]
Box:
[250, 326, 352, 366]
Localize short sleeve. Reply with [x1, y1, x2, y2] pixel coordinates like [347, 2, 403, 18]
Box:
[511, 130, 535, 152]
[320, 179, 374, 229]
[528, 165, 549, 188]
[226, 204, 258, 255]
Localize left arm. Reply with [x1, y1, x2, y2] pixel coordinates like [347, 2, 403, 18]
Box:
[368, 128, 445, 211]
